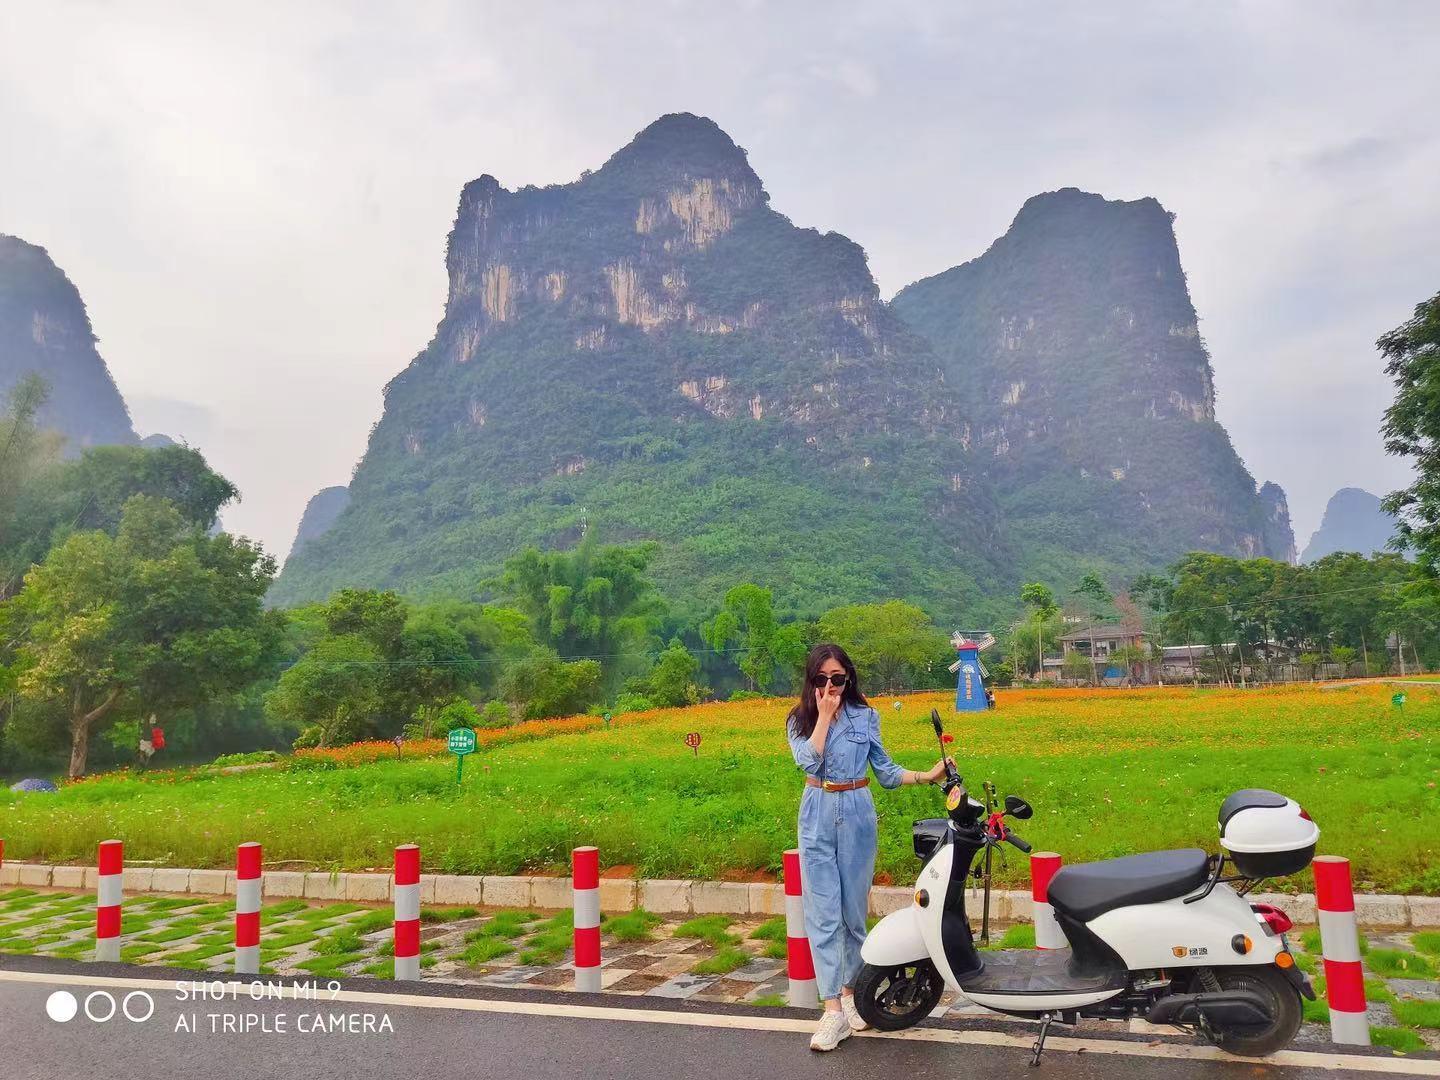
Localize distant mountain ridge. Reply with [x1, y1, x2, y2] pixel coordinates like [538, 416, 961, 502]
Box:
[0, 234, 138, 449]
[270, 116, 1294, 616]
[1301, 487, 1400, 563]
[891, 187, 1295, 573]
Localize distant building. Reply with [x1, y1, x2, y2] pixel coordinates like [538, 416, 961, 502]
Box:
[1038, 623, 1148, 683]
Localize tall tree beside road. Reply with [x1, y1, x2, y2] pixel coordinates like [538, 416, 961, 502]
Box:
[499, 536, 664, 680]
[702, 583, 780, 692]
[1074, 572, 1114, 686]
[1381, 291, 1440, 574]
[5, 495, 281, 776]
[1018, 582, 1059, 678]
[815, 600, 950, 691]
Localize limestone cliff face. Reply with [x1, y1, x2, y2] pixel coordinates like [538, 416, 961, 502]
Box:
[285, 485, 351, 563]
[1301, 488, 1400, 563]
[0, 235, 137, 449]
[273, 114, 987, 618]
[893, 188, 1293, 571]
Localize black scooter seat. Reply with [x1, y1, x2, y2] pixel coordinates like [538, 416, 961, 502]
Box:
[1046, 848, 1211, 923]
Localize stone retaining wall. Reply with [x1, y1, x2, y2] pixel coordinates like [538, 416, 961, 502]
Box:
[3, 862, 1435, 927]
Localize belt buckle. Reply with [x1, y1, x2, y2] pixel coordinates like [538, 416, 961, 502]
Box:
[822, 780, 840, 792]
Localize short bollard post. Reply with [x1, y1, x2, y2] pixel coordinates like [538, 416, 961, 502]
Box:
[1314, 855, 1369, 1045]
[573, 846, 602, 992]
[783, 849, 818, 1008]
[96, 839, 123, 962]
[1031, 852, 1068, 950]
[393, 845, 421, 981]
[235, 842, 262, 975]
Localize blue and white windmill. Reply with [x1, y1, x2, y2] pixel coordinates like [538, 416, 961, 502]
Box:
[949, 630, 995, 712]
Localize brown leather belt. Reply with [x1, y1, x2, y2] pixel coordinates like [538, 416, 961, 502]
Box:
[805, 777, 870, 792]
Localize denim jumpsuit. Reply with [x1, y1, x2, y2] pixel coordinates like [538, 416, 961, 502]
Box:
[788, 702, 907, 999]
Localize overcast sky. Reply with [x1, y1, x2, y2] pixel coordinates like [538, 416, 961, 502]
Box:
[2, 1, 1436, 563]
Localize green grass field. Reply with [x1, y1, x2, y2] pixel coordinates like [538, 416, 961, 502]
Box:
[2, 683, 1436, 892]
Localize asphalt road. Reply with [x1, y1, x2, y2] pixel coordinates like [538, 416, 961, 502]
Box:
[1, 956, 1434, 1080]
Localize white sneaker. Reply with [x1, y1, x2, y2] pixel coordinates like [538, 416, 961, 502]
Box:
[809, 1009, 851, 1051]
[841, 993, 869, 1032]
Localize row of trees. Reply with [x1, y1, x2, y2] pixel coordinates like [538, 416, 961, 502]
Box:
[1002, 549, 1437, 686]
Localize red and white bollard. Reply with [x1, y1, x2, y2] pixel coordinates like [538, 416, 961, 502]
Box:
[96, 839, 123, 962]
[1314, 855, 1369, 1045]
[235, 842, 262, 975]
[393, 844, 421, 981]
[1031, 852, 1068, 950]
[573, 846, 601, 992]
[783, 849, 818, 1008]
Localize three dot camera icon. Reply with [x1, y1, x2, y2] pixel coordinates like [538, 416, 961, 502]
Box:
[46, 989, 154, 1024]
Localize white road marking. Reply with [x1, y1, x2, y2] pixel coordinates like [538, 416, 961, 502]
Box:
[1, 968, 1435, 1076]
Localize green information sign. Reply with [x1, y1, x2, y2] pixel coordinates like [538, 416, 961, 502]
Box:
[448, 727, 477, 782]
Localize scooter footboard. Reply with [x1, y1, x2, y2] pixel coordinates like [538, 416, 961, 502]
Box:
[861, 906, 929, 966]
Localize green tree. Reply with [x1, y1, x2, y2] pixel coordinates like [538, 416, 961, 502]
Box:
[499, 537, 663, 676]
[3, 443, 237, 596]
[6, 495, 281, 776]
[498, 655, 604, 720]
[1017, 582, 1060, 678]
[815, 600, 949, 691]
[1073, 571, 1115, 686]
[266, 634, 382, 748]
[1380, 291, 1440, 574]
[626, 638, 710, 707]
[702, 583, 779, 691]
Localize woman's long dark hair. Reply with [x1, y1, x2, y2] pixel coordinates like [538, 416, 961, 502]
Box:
[787, 642, 868, 739]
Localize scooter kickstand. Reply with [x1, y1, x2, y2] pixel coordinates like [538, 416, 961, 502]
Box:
[1029, 1013, 1053, 1067]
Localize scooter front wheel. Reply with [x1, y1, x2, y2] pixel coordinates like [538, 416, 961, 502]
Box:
[853, 960, 945, 1031]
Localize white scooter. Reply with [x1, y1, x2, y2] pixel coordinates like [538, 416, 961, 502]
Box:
[855, 710, 1318, 1065]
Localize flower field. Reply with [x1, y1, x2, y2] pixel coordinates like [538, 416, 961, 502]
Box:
[3, 682, 1437, 893]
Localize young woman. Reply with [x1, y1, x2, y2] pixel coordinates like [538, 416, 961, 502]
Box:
[786, 643, 950, 1051]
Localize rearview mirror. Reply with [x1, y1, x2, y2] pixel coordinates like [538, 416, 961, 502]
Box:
[1004, 795, 1033, 820]
[930, 709, 944, 735]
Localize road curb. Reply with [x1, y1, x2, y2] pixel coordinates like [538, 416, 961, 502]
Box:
[1, 861, 1434, 927]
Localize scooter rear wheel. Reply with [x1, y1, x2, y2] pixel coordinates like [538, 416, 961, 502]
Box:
[853, 960, 945, 1031]
[1204, 966, 1303, 1057]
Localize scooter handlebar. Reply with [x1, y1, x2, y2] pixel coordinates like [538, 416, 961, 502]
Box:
[1004, 830, 1032, 854]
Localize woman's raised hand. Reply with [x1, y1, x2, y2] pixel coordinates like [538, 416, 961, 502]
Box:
[815, 685, 844, 725]
[925, 757, 955, 784]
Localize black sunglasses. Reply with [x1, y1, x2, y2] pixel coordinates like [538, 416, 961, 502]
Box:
[811, 673, 849, 689]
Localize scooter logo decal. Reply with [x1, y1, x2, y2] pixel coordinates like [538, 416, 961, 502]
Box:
[1171, 946, 1187, 958]
[1172, 945, 1209, 957]
[946, 787, 962, 811]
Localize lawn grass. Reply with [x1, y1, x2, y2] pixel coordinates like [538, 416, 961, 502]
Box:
[1392, 999, 1440, 1029]
[518, 912, 575, 965]
[691, 946, 751, 975]
[602, 909, 662, 942]
[420, 906, 479, 923]
[672, 915, 738, 946]
[349, 909, 394, 936]
[458, 936, 515, 964]
[750, 994, 787, 1007]
[1367, 949, 1434, 979]
[1412, 931, 1440, 956]
[4, 685, 1437, 892]
[749, 917, 785, 942]
[472, 909, 540, 939]
[1371, 1026, 1427, 1053]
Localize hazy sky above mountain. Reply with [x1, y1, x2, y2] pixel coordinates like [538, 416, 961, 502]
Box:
[2, 1, 1436, 562]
